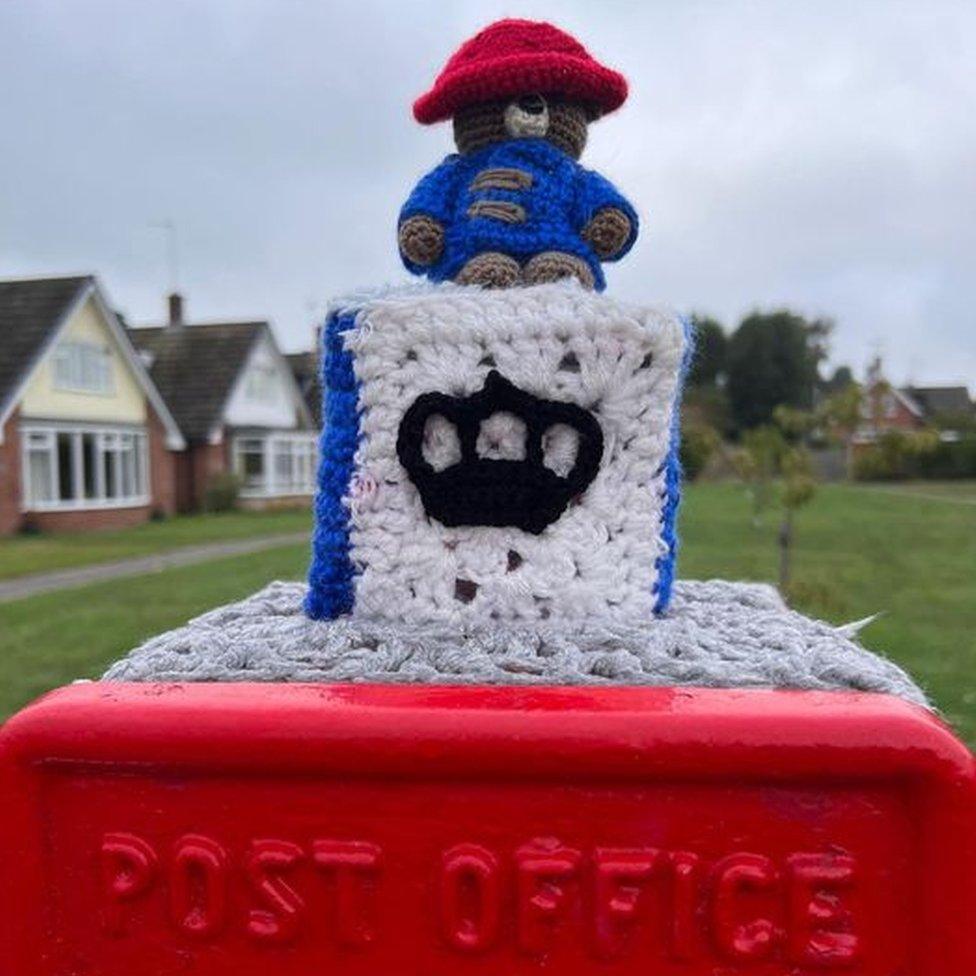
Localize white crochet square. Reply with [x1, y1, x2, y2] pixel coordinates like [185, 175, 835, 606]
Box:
[340, 282, 686, 626]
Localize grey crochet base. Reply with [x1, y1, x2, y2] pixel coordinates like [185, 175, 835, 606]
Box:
[103, 580, 928, 708]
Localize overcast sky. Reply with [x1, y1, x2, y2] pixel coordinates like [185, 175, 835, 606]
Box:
[1, 0, 973, 386]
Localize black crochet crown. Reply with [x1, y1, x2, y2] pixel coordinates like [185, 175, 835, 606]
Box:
[396, 371, 604, 535]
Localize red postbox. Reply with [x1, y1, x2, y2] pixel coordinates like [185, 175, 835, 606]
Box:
[1, 682, 973, 974]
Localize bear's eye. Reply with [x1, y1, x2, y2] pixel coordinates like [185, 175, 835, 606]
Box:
[504, 94, 549, 138]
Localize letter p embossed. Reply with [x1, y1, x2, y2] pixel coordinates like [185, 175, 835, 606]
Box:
[100, 833, 158, 937]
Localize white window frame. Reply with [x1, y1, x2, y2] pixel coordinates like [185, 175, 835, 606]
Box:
[244, 363, 277, 404]
[51, 341, 114, 396]
[20, 422, 150, 512]
[233, 433, 317, 498]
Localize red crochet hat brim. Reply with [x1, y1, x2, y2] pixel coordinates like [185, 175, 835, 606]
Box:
[413, 51, 628, 124]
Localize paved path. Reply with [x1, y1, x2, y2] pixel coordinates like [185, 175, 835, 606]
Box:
[0, 532, 308, 604]
[852, 485, 976, 507]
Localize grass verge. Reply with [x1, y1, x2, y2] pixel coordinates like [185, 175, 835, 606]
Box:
[0, 483, 973, 743]
[0, 509, 311, 581]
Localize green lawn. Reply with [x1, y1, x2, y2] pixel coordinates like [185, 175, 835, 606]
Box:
[0, 509, 311, 581]
[0, 543, 308, 717]
[852, 480, 976, 503]
[0, 483, 973, 743]
[679, 483, 976, 739]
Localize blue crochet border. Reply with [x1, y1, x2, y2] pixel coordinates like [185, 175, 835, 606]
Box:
[652, 315, 695, 615]
[304, 308, 360, 620]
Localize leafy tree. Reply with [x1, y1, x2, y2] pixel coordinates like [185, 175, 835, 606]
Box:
[732, 409, 818, 596]
[731, 425, 784, 527]
[680, 422, 720, 481]
[852, 429, 941, 481]
[822, 364, 855, 394]
[688, 315, 727, 387]
[777, 446, 816, 591]
[817, 382, 864, 477]
[726, 310, 831, 431]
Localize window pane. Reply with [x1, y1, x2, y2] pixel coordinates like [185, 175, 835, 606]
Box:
[82, 434, 98, 499]
[246, 366, 276, 402]
[274, 442, 293, 490]
[57, 433, 75, 501]
[103, 447, 118, 499]
[136, 436, 146, 496]
[28, 448, 54, 503]
[51, 342, 112, 393]
[121, 436, 136, 498]
[236, 438, 265, 490]
[53, 348, 72, 388]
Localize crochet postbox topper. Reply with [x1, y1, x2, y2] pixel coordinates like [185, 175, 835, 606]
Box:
[398, 19, 638, 291]
[306, 22, 688, 629]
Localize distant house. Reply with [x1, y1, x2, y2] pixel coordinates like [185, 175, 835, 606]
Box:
[285, 350, 321, 427]
[130, 294, 317, 511]
[855, 359, 973, 444]
[904, 386, 974, 430]
[0, 275, 185, 535]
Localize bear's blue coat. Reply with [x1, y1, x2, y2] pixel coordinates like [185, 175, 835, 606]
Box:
[399, 138, 637, 291]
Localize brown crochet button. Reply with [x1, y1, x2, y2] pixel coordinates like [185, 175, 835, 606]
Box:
[471, 167, 534, 191]
[466, 200, 526, 223]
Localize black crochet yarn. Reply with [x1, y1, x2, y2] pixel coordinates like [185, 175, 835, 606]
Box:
[396, 371, 603, 535]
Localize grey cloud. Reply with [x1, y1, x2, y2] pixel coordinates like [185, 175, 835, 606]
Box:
[1, 0, 973, 385]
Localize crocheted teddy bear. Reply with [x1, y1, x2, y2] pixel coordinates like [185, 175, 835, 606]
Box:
[398, 19, 638, 292]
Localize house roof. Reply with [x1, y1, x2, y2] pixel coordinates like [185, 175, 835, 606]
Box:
[130, 322, 268, 442]
[0, 275, 184, 449]
[286, 351, 321, 426]
[904, 386, 973, 419]
[0, 275, 92, 418]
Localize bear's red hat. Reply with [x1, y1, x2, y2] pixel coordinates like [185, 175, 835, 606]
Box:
[413, 19, 628, 125]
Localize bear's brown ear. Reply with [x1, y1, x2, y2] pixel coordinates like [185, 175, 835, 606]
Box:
[452, 100, 508, 154]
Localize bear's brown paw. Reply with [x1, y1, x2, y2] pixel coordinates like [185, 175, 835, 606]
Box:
[455, 252, 521, 288]
[398, 214, 445, 267]
[522, 251, 595, 290]
[581, 207, 632, 259]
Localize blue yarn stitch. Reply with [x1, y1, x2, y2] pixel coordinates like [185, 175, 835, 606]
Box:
[652, 315, 694, 615]
[304, 308, 360, 620]
[400, 138, 637, 292]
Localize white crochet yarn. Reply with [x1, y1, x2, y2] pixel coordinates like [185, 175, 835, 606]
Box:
[102, 579, 929, 709]
[341, 283, 686, 626]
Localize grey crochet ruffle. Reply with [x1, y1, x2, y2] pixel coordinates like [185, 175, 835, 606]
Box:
[102, 579, 928, 708]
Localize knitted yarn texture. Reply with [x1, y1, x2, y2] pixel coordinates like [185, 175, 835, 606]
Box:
[305, 283, 688, 625]
[413, 19, 629, 125]
[402, 20, 636, 289]
[103, 580, 928, 710]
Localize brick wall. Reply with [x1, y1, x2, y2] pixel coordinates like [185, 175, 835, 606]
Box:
[148, 406, 177, 517]
[189, 437, 229, 511]
[0, 409, 23, 535]
[27, 505, 151, 534]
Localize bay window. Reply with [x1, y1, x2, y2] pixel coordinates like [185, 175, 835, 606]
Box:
[235, 438, 266, 492]
[21, 424, 148, 510]
[233, 433, 316, 496]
